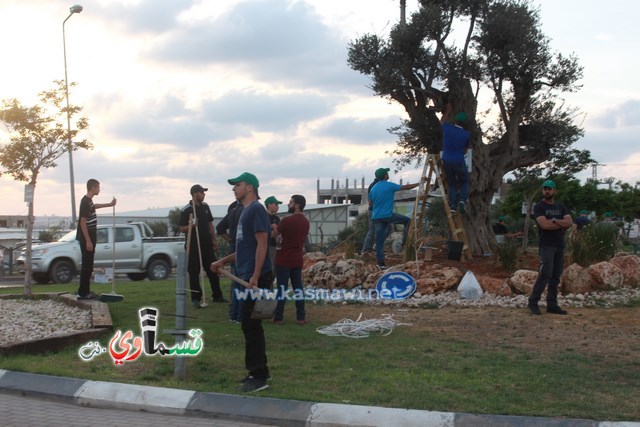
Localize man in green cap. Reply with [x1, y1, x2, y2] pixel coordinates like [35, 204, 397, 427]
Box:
[574, 210, 592, 231]
[265, 196, 283, 274]
[211, 172, 272, 393]
[528, 179, 573, 316]
[368, 167, 420, 269]
[441, 104, 471, 213]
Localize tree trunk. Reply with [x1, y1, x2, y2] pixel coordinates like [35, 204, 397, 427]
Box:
[24, 195, 34, 297]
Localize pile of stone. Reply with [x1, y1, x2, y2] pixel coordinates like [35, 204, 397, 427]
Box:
[302, 252, 640, 306]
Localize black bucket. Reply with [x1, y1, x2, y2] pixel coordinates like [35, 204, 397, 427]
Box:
[447, 240, 464, 261]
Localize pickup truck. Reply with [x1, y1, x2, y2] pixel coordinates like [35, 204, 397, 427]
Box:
[19, 222, 185, 284]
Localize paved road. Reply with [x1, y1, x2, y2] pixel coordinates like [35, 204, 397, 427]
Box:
[0, 392, 276, 427]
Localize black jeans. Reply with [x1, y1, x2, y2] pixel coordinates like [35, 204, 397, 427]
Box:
[241, 270, 272, 381]
[187, 244, 223, 302]
[529, 246, 564, 307]
[77, 241, 95, 297]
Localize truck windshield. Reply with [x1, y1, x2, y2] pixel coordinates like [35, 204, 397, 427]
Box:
[58, 230, 77, 242]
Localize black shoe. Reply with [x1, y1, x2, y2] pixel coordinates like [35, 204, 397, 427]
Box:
[238, 376, 269, 393]
[547, 306, 568, 315]
[458, 201, 466, 214]
[212, 298, 228, 303]
[239, 375, 272, 384]
[528, 304, 542, 315]
[77, 293, 98, 301]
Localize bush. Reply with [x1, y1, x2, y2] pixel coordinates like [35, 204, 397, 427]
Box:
[568, 222, 621, 267]
[495, 237, 519, 272]
[146, 221, 168, 237]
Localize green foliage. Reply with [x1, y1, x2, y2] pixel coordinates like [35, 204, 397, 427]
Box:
[568, 222, 621, 267]
[146, 221, 168, 237]
[495, 238, 519, 272]
[37, 226, 66, 243]
[0, 80, 91, 185]
[167, 207, 182, 235]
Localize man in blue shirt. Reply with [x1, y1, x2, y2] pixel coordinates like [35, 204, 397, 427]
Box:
[211, 172, 272, 393]
[441, 107, 471, 213]
[368, 168, 419, 269]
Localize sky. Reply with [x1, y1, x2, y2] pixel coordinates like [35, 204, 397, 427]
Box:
[1, 0, 639, 220]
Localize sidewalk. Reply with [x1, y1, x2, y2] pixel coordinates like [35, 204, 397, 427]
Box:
[0, 369, 637, 427]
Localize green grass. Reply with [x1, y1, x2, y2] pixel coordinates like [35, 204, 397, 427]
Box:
[1, 279, 639, 421]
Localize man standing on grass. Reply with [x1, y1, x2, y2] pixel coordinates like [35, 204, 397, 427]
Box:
[211, 172, 272, 393]
[272, 194, 310, 325]
[528, 179, 573, 316]
[77, 179, 116, 300]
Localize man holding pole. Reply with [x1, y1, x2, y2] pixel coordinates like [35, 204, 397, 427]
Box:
[180, 184, 225, 307]
[211, 172, 272, 393]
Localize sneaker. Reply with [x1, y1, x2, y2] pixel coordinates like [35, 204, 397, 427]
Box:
[77, 293, 98, 301]
[228, 319, 241, 324]
[547, 306, 568, 315]
[239, 375, 272, 384]
[458, 201, 466, 214]
[450, 207, 457, 214]
[296, 319, 307, 325]
[376, 263, 386, 270]
[528, 304, 542, 315]
[238, 376, 269, 393]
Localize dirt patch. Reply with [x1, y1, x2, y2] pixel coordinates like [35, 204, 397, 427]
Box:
[313, 249, 640, 363]
[310, 303, 640, 364]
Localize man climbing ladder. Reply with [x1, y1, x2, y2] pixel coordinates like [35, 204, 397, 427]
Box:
[440, 103, 471, 214]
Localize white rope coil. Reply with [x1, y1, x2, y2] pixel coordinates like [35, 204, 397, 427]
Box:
[316, 313, 411, 338]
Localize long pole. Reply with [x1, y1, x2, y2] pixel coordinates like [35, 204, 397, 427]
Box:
[63, 9, 79, 225]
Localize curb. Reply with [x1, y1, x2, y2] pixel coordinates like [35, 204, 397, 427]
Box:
[0, 370, 638, 427]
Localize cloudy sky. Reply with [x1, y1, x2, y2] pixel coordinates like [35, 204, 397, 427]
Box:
[1, 0, 638, 219]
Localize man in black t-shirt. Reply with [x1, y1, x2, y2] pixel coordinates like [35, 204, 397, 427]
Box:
[180, 184, 225, 306]
[76, 179, 116, 300]
[528, 180, 573, 316]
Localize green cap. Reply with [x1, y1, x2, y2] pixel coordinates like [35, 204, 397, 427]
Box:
[542, 179, 556, 189]
[264, 196, 282, 206]
[454, 112, 468, 123]
[579, 210, 588, 215]
[228, 172, 260, 189]
[375, 167, 390, 179]
[604, 211, 613, 217]
[498, 215, 505, 222]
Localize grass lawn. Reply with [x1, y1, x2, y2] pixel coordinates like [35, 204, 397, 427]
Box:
[1, 277, 639, 422]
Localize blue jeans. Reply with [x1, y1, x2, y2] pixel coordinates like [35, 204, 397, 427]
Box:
[274, 265, 305, 321]
[443, 161, 469, 209]
[362, 211, 392, 253]
[373, 213, 410, 265]
[529, 246, 564, 307]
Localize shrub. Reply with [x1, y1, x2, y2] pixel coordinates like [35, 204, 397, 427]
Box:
[495, 237, 519, 272]
[568, 222, 621, 267]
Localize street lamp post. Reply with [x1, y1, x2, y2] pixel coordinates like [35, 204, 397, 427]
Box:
[63, 4, 83, 226]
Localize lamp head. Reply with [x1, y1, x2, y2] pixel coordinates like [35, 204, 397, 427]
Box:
[70, 4, 83, 14]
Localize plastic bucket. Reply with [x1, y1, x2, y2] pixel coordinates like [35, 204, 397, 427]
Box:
[447, 240, 464, 261]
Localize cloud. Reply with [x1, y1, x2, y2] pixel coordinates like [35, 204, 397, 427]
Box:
[589, 99, 640, 129]
[315, 116, 401, 145]
[148, 0, 370, 91]
[200, 90, 335, 132]
[95, 0, 197, 33]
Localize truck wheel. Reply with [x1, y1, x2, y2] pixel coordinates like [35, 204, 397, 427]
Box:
[147, 259, 170, 281]
[50, 260, 74, 284]
[127, 273, 147, 281]
[33, 273, 50, 284]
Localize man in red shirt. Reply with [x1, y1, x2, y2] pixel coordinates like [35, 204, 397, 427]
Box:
[272, 194, 310, 325]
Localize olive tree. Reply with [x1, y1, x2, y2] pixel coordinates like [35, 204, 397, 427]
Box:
[348, 0, 590, 254]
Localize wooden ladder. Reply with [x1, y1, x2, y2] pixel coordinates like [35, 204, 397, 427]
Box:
[409, 153, 472, 260]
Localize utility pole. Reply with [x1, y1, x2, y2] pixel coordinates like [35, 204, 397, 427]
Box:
[400, 0, 406, 25]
